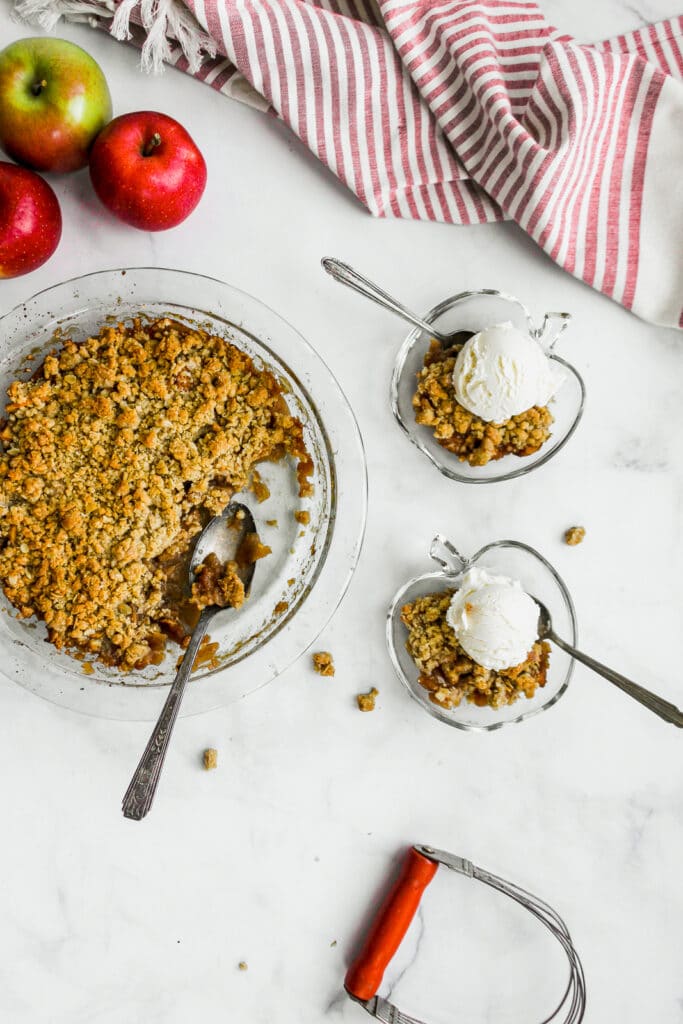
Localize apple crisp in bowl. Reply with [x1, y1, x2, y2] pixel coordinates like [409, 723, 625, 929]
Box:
[0, 268, 367, 720]
[387, 536, 577, 732]
[390, 290, 585, 484]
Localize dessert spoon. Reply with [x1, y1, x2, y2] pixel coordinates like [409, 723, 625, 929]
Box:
[322, 257, 572, 348]
[322, 257, 471, 347]
[122, 501, 258, 820]
[534, 598, 683, 727]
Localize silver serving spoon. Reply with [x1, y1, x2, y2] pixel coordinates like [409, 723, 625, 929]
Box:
[535, 598, 683, 727]
[122, 501, 258, 820]
[322, 257, 470, 347]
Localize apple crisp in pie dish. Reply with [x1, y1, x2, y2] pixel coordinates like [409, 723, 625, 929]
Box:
[0, 317, 313, 672]
[401, 568, 550, 710]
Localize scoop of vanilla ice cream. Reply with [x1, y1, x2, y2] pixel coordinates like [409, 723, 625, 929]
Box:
[452, 321, 564, 423]
[446, 567, 539, 670]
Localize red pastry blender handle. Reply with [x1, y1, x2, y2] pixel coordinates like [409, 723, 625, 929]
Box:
[345, 846, 438, 1004]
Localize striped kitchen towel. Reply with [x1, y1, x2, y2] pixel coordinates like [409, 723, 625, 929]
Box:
[14, 0, 683, 327]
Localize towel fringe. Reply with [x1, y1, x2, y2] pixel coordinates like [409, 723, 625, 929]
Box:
[12, 0, 216, 73]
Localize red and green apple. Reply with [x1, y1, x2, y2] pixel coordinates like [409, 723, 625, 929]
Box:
[0, 37, 112, 173]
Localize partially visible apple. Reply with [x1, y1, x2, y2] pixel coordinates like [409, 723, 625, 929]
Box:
[0, 162, 62, 278]
[89, 111, 207, 231]
[0, 37, 112, 173]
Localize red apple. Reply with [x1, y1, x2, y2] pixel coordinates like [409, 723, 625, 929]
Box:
[0, 162, 62, 278]
[0, 37, 112, 173]
[89, 111, 207, 231]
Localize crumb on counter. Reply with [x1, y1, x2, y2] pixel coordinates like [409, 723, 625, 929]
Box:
[203, 748, 218, 770]
[356, 687, 379, 712]
[313, 651, 335, 676]
[266, 519, 278, 527]
[238, 961, 248, 971]
[294, 509, 310, 525]
[287, 578, 295, 587]
[564, 526, 586, 546]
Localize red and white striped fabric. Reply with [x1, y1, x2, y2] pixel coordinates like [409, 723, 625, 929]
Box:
[19, 0, 683, 326]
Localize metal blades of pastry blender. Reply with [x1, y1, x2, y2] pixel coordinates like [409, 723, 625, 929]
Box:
[475, 867, 586, 1024]
[361, 995, 428, 1024]
[415, 846, 586, 1024]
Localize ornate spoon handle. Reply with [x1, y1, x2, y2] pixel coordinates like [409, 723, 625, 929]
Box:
[321, 257, 449, 342]
[122, 608, 214, 820]
[550, 631, 683, 727]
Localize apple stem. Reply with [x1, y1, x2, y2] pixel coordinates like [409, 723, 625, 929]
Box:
[31, 79, 48, 96]
[142, 133, 162, 157]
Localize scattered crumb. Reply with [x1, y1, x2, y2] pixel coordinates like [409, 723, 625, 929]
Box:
[294, 509, 310, 525]
[238, 961, 248, 971]
[274, 600, 289, 615]
[203, 748, 218, 770]
[266, 519, 278, 527]
[330, 940, 337, 948]
[313, 651, 335, 677]
[82, 662, 94, 675]
[298, 530, 305, 538]
[250, 469, 271, 504]
[287, 578, 295, 587]
[356, 687, 379, 712]
[564, 526, 586, 546]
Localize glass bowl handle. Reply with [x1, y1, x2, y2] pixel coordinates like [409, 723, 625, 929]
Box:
[533, 311, 572, 349]
[429, 534, 469, 575]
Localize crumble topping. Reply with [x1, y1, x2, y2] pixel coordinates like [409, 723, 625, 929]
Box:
[0, 317, 312, 671]
[312, 651, 335, 676]
[413, 339, 553, 467]
[564, 526, 586, 546]
[401, 590, 550, 709]
[203, 748, 218, 770]
[356, 687, 378, 712]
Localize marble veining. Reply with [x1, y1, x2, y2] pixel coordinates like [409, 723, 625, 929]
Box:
[0, 1, 682, 1022]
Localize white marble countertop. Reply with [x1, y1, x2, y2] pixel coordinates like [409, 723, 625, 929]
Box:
[1, 2, 682, 1021]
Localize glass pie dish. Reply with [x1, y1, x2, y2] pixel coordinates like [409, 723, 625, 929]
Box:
[386, 535, 577, 731]
[391, 289, 585, 483]
[0, 268, 367, 721]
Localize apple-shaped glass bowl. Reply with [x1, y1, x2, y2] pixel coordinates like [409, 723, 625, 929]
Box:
[391, 290, 585, 483]
[387, 535, 578, 731]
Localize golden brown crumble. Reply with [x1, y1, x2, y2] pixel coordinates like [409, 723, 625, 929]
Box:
[0, 317, 312, 671]
[238, 962, 248, 972]
[401, 590, 550, 710]
[266, 519, 278, 527]
[250, 469, 270, 504]
[203, 748, 218, 770]
[294, 509, 310, 525]
[412, 339, 553, 467]
[357, 687, 378, 712]
[191, 553, 246, 611]
[564, 526, 586, 546]
[313, 651, 335, 676]
[273, 600, 289, 615]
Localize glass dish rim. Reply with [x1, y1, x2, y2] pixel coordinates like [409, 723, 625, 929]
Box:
[386, 537, 578, 732]
[0, 266, 369, 720]
[389, 288, 586, 484]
